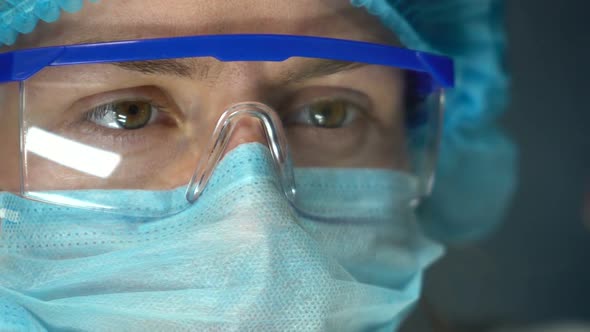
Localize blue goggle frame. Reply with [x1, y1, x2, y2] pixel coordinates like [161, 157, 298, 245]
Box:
[0, 34, 454, 88]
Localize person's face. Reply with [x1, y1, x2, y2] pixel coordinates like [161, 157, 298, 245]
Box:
[0, 0, 406, 193]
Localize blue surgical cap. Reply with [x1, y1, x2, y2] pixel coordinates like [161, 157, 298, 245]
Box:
[353, 0, 517, 242]
[0, 0, 517, 242]
[0, 0, 97, 45]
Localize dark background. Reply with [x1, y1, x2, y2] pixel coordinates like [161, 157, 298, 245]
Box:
[405, 0, 590, 330]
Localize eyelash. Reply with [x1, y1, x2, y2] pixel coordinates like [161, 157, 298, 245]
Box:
[283, 98, 366, 128]
[85, 100, 165, 129]
[73, 85, 373, 137]
[61, 98, 173, 149]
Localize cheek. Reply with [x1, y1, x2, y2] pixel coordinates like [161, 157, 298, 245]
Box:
[0, 83, 21, 192]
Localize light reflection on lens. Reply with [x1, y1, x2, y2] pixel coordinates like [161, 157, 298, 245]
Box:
[26, 127, 121, 178]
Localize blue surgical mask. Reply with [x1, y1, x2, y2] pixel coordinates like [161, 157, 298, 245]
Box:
[0, 143, 443, 331]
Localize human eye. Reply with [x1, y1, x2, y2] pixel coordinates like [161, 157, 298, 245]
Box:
[55, 86, 183, 152]
[86, 100, 162, 130]
[285, 99, 363, 129]
[280, 88, 385, 165]
[282, 86, 374, 130]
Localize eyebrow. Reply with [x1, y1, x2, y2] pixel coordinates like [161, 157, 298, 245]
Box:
[112, 59, 198, 79]
[110, 58, 366, 83]
[281, 60, 365, 83]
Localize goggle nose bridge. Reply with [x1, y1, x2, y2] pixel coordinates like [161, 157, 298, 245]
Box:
[185, 102, 296, 204]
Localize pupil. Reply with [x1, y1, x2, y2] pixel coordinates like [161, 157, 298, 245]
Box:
[313, 110, 327, 126]
[128, 104, 139, 115]
[115, 101, 151, 130]
[310, 101, 345, 128]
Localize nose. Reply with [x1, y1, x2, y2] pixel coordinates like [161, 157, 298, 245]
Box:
[224, 114, 267, 154]
[202, 63, 282, 156]
[186, 102, 295, 205]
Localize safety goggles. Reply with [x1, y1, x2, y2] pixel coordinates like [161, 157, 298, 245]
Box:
[0, 34, 454, 216]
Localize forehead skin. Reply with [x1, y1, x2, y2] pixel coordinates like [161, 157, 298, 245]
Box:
[12, 0, 398, 48]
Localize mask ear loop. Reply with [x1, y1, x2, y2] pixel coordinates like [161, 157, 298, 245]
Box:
[185, 102, 296, 205]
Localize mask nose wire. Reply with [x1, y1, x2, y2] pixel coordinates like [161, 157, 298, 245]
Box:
[185, 102, 296, 204]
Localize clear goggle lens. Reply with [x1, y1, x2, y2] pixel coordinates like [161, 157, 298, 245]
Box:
[2, 57, 444, 216]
